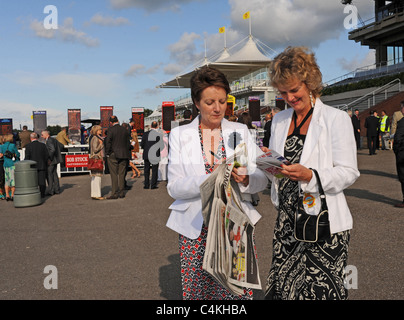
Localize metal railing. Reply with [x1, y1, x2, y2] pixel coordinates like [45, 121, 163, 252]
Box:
[335, 78, 402, 113]
[325, 59, 404, 87]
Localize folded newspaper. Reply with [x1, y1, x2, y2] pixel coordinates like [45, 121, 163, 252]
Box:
[199, 143, 289, 296]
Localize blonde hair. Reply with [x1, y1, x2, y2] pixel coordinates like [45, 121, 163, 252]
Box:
[269, 46, 323, 98]
[3, 134, 13, 143]
[90, 125, 102, 136]
[131, 130, 138, 140]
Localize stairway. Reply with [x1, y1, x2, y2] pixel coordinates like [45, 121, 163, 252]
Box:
[358, 90, 404, 136]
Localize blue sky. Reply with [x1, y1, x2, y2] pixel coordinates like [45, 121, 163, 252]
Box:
[0, 0, 374, 128]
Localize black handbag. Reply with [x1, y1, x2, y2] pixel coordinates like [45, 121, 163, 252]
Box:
[294, 168, 331, 243]
[4, 145, 17, 160]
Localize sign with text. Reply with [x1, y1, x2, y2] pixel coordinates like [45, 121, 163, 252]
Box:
[68, 109, 81, 144]
[65, 154, 89, 168]
[33, 111, 47, 136]
[0, 118, 13, 135]
[131, 107, 144, 136]
[100, 106, 113, 137]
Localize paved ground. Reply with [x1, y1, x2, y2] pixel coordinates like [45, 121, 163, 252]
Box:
[0, 149, 403, 300]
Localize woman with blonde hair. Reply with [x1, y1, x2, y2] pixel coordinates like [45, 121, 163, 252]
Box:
[129, 130, 141, 178]
[263, 47, 359, 300]
[89, 125, 105, 200]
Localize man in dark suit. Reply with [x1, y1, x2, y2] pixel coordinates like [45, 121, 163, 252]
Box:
[41, 130, 63, 195]
[262, 107, 280, 148]
[105, 116, 131, 199]
[364, 110, 379, 155]
[25, 133, 50, 198]
[140, 121, 163, 189]
[351, 109, 361, 150]
[393, 104, 404, 207]
[179, 109, 193, 126]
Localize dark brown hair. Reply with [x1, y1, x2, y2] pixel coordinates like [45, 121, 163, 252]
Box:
[190, 66, 231, 105]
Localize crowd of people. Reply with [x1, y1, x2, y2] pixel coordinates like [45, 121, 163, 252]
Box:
[349, 100, 404, 207]
[349, 104, 404, 154]
[0, 129, 63, 200]
[0, 116, 166, 202]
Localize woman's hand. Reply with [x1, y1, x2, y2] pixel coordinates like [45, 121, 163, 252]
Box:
[231, 166, 249, 187]
[280, 163, 312, 182]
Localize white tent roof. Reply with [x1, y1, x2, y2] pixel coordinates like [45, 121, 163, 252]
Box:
[215, 48, 230, 62]
[158, 36, 272, 89]
[148, 109, 162, 117]
[219, 36, 271, 63]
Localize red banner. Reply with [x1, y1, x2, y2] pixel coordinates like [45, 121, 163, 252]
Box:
[100, 106, 113, 137]
[65, 154, 89, 168]
[131, 107, 144, 136]
[68, 109, 81, 143]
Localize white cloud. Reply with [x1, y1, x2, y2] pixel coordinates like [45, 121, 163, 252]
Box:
[125, 64, 161, 77]
[0, 100, 67, 127]
[160, 0, 374, 78]
[164, 32, 204, 75]
[338, 50, 376, 72]
[110, 0, 198, 12]
[163, 63, 184, 75]
[227, 0, 374, 49]
[30, 17, 100, 47]
[125, 64, 145, 77]
[89, 13, 130, 26]
[149, 25, 160, 32]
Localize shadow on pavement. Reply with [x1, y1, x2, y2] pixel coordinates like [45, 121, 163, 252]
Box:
[345, 188, 398, 205]
[159, 254, 182, 300]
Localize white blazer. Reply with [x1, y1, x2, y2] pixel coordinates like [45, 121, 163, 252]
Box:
[269, 98, 360, 234]
[166, 116, 268, 239]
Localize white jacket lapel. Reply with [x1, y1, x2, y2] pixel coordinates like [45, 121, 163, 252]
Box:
[180, 116, 205, 176]
[300, 99, 324, 165]
[271, 108, 293, 156]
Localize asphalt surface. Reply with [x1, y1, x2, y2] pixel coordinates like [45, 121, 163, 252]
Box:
[0, 149, 403, 300]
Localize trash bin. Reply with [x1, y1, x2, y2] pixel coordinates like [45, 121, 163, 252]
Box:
[14, 160, 42, 208]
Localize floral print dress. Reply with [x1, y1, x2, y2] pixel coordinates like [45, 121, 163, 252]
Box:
[178, 125, 253, 300]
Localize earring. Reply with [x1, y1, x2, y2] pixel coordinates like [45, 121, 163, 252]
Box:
[309, 92, 314, 108]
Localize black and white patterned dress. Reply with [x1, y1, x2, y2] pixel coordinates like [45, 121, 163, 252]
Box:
[265, 131, 350, 300]
[178, 126, 253, 300]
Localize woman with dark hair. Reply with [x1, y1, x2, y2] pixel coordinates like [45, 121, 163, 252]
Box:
[166, 66, 267, 300]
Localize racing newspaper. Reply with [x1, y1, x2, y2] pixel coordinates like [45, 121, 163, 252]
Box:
[199, 143, 289, 296]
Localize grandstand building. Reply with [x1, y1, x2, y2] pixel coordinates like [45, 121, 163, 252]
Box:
[323, 0, 404, 136]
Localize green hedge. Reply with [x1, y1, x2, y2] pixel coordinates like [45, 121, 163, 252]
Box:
[322, 72, 404, 96]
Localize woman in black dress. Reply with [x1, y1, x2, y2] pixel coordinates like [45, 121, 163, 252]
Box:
[263, 47, 360, 300]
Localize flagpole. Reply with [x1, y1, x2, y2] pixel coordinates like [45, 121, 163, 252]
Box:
[249, 15, 252, 36]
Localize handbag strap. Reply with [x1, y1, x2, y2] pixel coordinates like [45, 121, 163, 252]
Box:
[310, 168, 327, 209]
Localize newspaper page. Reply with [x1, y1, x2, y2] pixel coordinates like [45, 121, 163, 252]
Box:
[200, 166, 221, 225]
[225, 204, 261, 290]
[201, 145, 263, 296]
